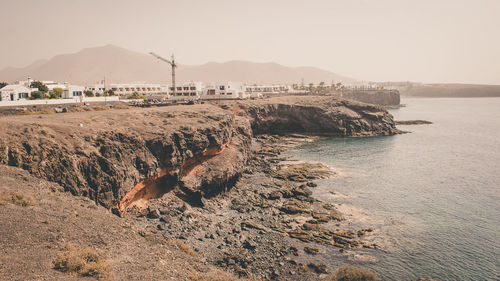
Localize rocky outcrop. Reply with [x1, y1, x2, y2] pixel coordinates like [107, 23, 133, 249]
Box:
[335, 89, 400, 106]
[0, 106, 251, 211]
[0, 96, 399, 214]
[219, 96, 401, 136]
[395, 120, 433, 125]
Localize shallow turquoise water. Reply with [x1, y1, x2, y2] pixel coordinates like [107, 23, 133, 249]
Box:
[287, 98, 500, 280]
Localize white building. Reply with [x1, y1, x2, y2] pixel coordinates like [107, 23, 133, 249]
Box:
[245, 85, 290, 96]
[169, 82, 203, 101]
[87, 83, 168, 96]
[43, 81, 85, 99]
[44, 81, 66, 91]
[0, 84, 37, 102]
[201, 82, 248, 100]
[86, 84, 106, 95]
[15, 78, 34, 88]
[63, 85, 85, 99]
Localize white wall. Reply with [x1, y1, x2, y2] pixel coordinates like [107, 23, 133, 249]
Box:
[0, 96, 119, 107]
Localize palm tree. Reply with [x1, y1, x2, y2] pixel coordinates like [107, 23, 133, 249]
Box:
[319, 82, 325, 94]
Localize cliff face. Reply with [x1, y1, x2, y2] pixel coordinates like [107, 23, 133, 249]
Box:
[0, 96, 399, 214]
[0, 106, 251, 212]
[335, 90, 400, 106]
[222, 96, 400, 136]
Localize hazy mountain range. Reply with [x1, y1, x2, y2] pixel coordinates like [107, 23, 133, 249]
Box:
[0, 45, 355, 85]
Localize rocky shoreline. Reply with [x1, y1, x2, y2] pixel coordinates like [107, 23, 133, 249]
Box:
[0, 96, 401, 280]
[137, 134, 381, 279]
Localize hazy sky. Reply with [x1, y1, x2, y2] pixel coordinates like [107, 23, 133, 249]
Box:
[1, 0, 499, 84]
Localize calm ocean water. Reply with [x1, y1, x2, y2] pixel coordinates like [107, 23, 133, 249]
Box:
[287, 97, 500, 280]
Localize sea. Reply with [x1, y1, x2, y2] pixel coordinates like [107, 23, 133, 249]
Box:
[286, 97, 500, 280]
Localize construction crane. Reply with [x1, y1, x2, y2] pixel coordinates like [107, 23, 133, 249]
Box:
[150, 52, 177, 96]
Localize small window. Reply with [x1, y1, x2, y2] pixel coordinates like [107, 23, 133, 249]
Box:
[190, 87, 196, 90]
[219, 85, 225, 90]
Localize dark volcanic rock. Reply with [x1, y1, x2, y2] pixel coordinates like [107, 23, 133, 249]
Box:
[304, 246, 319, 255]
[308, 263, 328, 274]
[395, 120, 433, 125]
[335, 89, 401, 106]
[0, 106, 251, 210]
[227, 96, 401, 136]
[292, 185, 313, 197]
[0, 96, 400, 212]
[0, 96, 404, 281]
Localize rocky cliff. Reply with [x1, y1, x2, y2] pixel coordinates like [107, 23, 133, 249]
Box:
[220, 96, 401, 136]
[0, 105, 251, 213]
[0, 96, 399, 214]
[334, 89, 400, 106]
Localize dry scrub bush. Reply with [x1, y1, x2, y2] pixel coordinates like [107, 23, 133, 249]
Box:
[15, 108, 55, 115]
[328, 264, 380, 281]
[93, 106, 109, 111]
[0, 189, 36, 207]
[40, 108, 56, 114]
[52, 244, 112, 280]
[175, 240, 198, 257]
[114, 105, 132, 110]
[68, 107, 86, 113]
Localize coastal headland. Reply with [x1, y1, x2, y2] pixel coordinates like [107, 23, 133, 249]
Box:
[0, 96, 401, 280]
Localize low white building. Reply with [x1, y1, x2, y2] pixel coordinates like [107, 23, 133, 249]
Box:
[245, 85, 290, 96]
[201, 82, 248, 100]
[44, 81, 66, 91]
[169, 82, 203, 101]
[0, 84, 37, 102]
[86, 84, 106, 95]
[43, 82, 85, 99]
[87, 82, 168, 96]
[63, 85, 85, 99]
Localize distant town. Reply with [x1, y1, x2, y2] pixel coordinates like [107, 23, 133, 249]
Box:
[0, 77, 392, 106]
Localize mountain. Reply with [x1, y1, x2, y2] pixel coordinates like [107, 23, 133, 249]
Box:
[0, 45, 355, 85]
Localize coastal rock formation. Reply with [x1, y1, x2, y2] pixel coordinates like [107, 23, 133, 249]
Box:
[0, 97, 401, 279]
[0, 96, 399, 214]
[220, 96, 401, 136]
[334, 89, 401, 106]
[0, 105, 251, 211]
[0, 165, 245, 281]
[395, 120, 433, 125]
